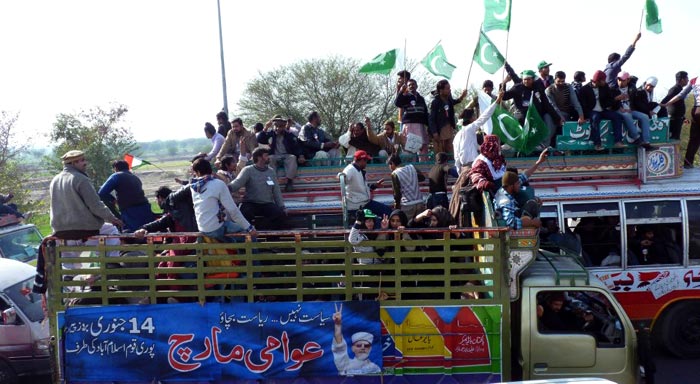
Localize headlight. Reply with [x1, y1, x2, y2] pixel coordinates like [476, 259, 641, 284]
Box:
[33, 338, 50, 355]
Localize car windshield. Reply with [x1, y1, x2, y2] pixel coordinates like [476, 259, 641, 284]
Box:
[4, 277, 44, 323]
[0, 227, 42, 263]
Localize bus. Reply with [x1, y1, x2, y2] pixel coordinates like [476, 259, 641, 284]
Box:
[534, 167, 700, 358]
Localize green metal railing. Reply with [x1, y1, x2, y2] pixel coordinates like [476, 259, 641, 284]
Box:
[45, 229, 509, 308]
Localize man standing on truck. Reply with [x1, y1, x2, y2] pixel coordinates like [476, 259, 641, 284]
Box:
[49, 150, 124, 268]
[332, 303, 381, 376]
[98, 160, 155, 232]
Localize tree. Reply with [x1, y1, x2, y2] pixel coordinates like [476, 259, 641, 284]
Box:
[48, 103, 139, 187]
[0, 111, 42, 213]
[239, 57, 397, 138]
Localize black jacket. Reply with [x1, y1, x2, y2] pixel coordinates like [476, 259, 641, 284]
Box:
[256, 130, 302, 157]
[428, 95, 460, 136]
[579, 82, 619, 118]
[395, 92, 429, 125]
[632, 86, 659, 117]
[503, 84, 561, 124]
[661, 84, 686, 118]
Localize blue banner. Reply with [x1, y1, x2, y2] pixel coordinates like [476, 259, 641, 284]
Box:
[62, 301, 381, 381]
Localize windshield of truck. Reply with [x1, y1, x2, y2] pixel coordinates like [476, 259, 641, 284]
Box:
[4, 277, 44, 323]
[0, 227, 42, 263]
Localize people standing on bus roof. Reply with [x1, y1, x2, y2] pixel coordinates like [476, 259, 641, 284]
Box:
[453, 91, 504, 173]
[428, 80, 467, 155]
[395, 78, 430, 158]
[604, 32, 641, 90]
[660, 71, 691, 141]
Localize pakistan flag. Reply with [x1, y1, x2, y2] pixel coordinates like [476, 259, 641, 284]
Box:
[490, 97, 548, 154]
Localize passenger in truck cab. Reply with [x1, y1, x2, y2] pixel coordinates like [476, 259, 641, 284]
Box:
[537, 292, 598, 333]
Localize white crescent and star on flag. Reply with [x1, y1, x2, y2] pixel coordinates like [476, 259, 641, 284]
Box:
[492, 0, 511, 20]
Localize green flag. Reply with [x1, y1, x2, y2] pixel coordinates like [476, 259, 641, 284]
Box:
[522, 97, 550, 153]
[359, 49, 397, 75]
[490, 96, 548, 154]
[491, 105, 526, 150]
[483, 0, 511, 32]
[645, 0, 662, 34]
[473, 29, 505, 74]
[420, 44, 456, 79]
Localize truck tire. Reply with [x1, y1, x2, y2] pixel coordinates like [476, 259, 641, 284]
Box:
[0, 360, 18, 384]
[658, 301, 700, 358]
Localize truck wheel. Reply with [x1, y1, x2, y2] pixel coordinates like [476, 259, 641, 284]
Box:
[0, 360, 18, 384]
[659, 301, 700, 358]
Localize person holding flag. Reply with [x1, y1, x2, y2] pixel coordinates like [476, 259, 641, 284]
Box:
[502, 70, 561, 148]
[453, 91, 504, 173]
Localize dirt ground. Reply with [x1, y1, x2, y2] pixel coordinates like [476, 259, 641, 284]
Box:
[28, 163, 191, 210]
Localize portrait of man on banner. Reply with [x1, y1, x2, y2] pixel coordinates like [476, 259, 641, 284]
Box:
[331, 303, 382, 375]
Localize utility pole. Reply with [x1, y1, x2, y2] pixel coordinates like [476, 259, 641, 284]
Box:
[217, 0, 228, 116]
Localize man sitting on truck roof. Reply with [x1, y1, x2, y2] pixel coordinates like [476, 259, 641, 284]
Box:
[493, 171, 541, 230]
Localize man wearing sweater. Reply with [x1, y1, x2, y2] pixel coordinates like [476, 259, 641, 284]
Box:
[50, 150, 123, 237]
[190, 158, 255, 241]
[339, 150, 392, 223]
[229, 147, 287, 230]
[387, 154, 426, 220]
[50, 150, 124, 269]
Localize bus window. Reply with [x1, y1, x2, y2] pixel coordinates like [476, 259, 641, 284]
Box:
[687, 200, 700, 265]
[625, 201, 682, 266]
[564, 202, 621, 267]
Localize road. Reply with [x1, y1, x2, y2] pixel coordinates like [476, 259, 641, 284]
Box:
[22, 351, 699, 383]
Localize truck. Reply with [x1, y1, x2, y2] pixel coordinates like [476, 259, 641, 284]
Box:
[0, 258, 51, 384]
[0, 215, 43, 265]
[41, 224, 640, 383]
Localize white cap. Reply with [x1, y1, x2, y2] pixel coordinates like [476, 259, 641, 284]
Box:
[351, 332, 374, 344]
[646, 76, 658, 87]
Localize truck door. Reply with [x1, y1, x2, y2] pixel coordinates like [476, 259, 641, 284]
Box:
[527, 289, 630, 380]
[0, 295, 33, 359]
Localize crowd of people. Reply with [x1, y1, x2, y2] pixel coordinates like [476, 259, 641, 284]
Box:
[36, 31, 700, 303]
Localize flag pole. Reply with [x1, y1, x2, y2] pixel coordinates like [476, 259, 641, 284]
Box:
[465, 39, 475, 93]
[638, 7, 645, 32]
[502, 25, 511, 88]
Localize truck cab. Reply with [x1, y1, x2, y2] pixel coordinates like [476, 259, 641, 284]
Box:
[0, 258, 51, 384]
[517, 252, 638, 383]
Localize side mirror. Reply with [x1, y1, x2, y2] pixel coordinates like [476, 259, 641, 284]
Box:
[2, 307, 17, 325]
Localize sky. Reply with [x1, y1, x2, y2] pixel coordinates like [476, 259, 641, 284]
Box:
[1, 0, 697, 148]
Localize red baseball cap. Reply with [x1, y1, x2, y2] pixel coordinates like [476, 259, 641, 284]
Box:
[353, 150, 372, 161]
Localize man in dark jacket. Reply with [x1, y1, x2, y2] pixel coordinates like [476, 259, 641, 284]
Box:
[257, 115, 306, 191]
[503, 69, 561, 147]
[579, 70, 624, 151]
[661, 71, 690, 140]
[98, 160, 155, 232]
